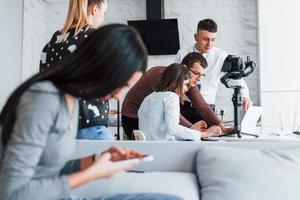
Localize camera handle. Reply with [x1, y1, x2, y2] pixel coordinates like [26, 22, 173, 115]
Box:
[222, 85, 259, 138]
[232, 86, 242, 138]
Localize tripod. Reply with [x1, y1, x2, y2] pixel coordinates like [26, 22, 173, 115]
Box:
[224, 85, 258, 138]
[219, 55, 257, 138]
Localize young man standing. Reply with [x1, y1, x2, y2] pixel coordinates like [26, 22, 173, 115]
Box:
[175, 18, 252, 123]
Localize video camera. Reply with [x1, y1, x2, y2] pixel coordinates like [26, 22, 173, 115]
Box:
[220, 55, 255, 88]
[220, 55, 257, 138]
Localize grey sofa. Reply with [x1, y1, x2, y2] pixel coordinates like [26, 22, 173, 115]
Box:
[71, 140, 300, 200]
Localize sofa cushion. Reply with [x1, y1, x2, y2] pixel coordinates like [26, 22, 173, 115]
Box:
[72, 171, 199, 200]
[196, 147, 300, 200]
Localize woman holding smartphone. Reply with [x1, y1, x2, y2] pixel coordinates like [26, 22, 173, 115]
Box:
[0, 24, 182, 200]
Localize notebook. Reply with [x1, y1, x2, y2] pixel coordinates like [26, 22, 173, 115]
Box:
[241, 106, 263, 134]
[204, 106, 263, 141]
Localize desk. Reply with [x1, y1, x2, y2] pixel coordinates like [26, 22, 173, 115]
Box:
[207, 133, 300, 142]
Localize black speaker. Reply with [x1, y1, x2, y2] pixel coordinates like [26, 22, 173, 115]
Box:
[146, 0, 164, 19]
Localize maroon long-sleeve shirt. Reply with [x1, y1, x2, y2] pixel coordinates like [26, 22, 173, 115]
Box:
[121, 66, 221, 127]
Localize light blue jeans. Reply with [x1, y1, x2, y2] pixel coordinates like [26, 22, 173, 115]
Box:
[76, 125, 115, 140]
[64, 193, 183, 200]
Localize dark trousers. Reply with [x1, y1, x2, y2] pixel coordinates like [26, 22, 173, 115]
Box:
[121, 115, 138, 140]
[180, 101, 215, 124]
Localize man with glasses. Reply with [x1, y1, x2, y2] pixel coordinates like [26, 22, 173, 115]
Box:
[122, 52, 232, 140]
[175, 18, 252, 124]
[189, 68, 206, 78]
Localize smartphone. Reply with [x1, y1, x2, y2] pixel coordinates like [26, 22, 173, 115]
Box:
[115, 154, 154, 165]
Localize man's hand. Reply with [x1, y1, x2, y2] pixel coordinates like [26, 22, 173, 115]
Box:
[201, 125, 222, 138]
[243, 97, 253, 111]
[191, 120, 207, 131]
[219, 123, 235, 134]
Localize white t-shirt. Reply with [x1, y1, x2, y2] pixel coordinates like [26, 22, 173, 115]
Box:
[175, 45, 250, 104]
[138, 91, 201, 141]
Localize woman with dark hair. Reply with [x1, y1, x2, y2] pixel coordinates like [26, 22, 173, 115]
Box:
[40, 0, 114, 140]
[138, 64, 221, 141]
[0, 24, 182, 200]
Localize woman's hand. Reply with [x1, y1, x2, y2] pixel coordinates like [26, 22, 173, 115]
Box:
[69, 147, 144, 189]
[201, 125, 222, 138]
[101, 146, 144, 161]
[191, 120, 208, 131]
[85, 152, 134, 181]
[87, 147, 144, 179]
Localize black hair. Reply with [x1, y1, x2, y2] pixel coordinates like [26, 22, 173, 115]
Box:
[181, 52, 208, 69]
[0, 24, 148, 146]
[156, 63, 190, 104]
[197, 18, 218, 33]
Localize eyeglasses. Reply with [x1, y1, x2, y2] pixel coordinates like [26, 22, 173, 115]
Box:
[188, 69, 206, 78]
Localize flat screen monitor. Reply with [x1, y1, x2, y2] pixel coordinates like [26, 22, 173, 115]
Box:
[128, 18, 180, 55]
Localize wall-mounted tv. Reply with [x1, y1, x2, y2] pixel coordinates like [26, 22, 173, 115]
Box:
[127, 18, 180, 55]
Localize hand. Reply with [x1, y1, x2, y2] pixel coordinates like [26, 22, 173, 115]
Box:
[191, 120, 207, 131]
[86, 146, 144, 181]
[101, 146, 144, 161]
[69, 147, 144, 189]
[84, 152, 135, 181]
[219, 124, 235, 134]
[201, 125, 222, 138]
[243, 97, 253, 111]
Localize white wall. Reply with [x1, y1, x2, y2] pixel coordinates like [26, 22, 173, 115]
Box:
[22, 0, 259, 122]
[259, 0, 300, 133]
[22, 0, 48, 81]
[2, 0, 299, 134]
[0, 0, 23, 109]
[163, 0, 259, 122]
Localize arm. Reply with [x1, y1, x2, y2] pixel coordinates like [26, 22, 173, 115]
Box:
[60, 155, 95, 175]
[185, 86, 234, 134]
[240, 79, 250, 98]
[240, 79, 252, 111]
[68, 152, 134, 189]
[179, 114, 193, 128]
[68, 146, 143, 189]
[0, 91, 135, 200]
[60, 145, 143, 175]
[0, 91, 71, 200]
[186, 86, 221, 126]
[243, 97, 252, 111]
[164, 94, 201, 141]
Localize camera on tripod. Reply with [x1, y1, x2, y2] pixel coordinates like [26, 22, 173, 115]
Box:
[219, 55, 257, 138]
[220, 55, 256, 88]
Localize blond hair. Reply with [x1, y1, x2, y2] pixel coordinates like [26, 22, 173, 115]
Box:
[60, 0, 105, 35]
